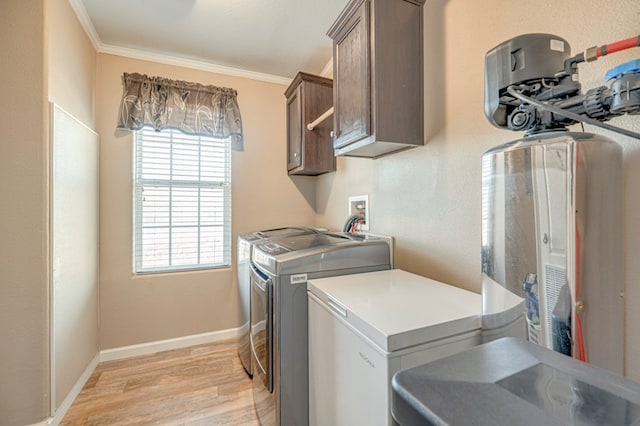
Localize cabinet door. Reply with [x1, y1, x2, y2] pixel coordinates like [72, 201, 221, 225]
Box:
[287, 86, 302, 171]
[333, 0, 370, 150]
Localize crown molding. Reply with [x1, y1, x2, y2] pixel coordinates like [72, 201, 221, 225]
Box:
[67, 0, 101, 50]
[98, 44, 292, 85]
[66, 0, 292, 86]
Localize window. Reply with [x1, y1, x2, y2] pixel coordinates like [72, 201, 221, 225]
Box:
[134, 128, 231, 273]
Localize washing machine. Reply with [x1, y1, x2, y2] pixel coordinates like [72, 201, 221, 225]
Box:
[307, 269, 482, 426]
[250, 232, 392, 426]
[237, 226, 322, 377]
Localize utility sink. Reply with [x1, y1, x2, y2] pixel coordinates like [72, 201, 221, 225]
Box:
[391, 338, 640, 426]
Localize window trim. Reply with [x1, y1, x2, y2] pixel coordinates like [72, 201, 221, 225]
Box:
[133, 128, 232, 274]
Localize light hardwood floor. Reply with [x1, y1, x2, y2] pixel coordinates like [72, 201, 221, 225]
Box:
[61, 339, 259, 425]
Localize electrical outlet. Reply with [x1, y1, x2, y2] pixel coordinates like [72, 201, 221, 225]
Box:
[348, 195, 369, 231]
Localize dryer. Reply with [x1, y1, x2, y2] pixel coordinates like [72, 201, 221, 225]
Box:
[237, 226, 322, 377]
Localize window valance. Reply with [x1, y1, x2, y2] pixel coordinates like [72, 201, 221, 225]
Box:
[117, 72, 243, 149]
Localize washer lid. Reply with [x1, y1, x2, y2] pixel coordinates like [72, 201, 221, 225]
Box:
[255, 226, 321, 238]
[258, 232, 354, 254]
[308, 269, 481, 352]
[239, 226, 320, 242]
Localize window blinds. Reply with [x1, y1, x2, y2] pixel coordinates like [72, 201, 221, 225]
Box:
[134, 128, 231, 273]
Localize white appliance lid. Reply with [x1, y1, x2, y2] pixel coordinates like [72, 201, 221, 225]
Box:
[307, 269, 481, 352]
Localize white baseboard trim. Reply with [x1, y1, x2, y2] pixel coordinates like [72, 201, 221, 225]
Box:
[28, 420, 52, 426]
[46, 353, 100, 426]
[28, 418, 52, 426]
[99, 327, 241, 362]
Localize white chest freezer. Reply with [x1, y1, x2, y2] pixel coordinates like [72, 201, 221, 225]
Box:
[307, 269, 482, 426]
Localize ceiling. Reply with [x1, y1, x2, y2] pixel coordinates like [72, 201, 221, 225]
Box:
[75, 0, 349, 83]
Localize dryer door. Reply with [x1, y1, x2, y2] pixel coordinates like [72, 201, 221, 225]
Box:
[250, 266, 273, 392]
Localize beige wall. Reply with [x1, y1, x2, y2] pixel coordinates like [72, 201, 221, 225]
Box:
[47, 0, 99, 413]
[316, 0, 640, 379]
[48, 0, 98, 414]
[0, 1, 48, 424]
[0, 0, 96, 422]
[97, 54, 316, 349]
[48, 0, 96, 128]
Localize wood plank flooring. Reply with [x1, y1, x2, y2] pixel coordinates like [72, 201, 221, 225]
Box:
[61, 339, 259, 425]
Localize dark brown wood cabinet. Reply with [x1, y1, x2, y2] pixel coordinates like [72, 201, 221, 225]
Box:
[328, 0, 425, 158]
[285, 72, 335, 176]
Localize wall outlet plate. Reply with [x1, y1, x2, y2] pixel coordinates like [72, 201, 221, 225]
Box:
[348, 195, 369, 231]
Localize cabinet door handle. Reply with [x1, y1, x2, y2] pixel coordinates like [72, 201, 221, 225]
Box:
[293, 152, 298, 158]
[330, 130, 336, 138]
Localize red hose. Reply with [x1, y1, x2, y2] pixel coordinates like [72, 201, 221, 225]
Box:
[597, 35, 640, 57]
[576, 315, 586, 362]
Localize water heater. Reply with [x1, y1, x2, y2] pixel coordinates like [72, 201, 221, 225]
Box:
[480, 33, 639, 374]
[481, 131, 623, 373]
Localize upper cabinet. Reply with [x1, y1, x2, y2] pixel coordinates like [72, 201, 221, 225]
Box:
[285, 72, 335, 176]
[328, 0, 425, 158]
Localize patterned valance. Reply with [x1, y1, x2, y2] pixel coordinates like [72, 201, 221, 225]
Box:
[117, 72, 243, 149]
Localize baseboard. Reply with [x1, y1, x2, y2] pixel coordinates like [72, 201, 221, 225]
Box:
[27, 418, 52, 426]
[99, 327, 241, 362]
[28, 420, 52, 426]
[46, 352, 100, 426]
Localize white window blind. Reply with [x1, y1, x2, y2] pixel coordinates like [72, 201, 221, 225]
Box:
[134, 128, 231, 273]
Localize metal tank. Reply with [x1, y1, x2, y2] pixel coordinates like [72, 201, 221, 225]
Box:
[481, 130, 624, 374]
